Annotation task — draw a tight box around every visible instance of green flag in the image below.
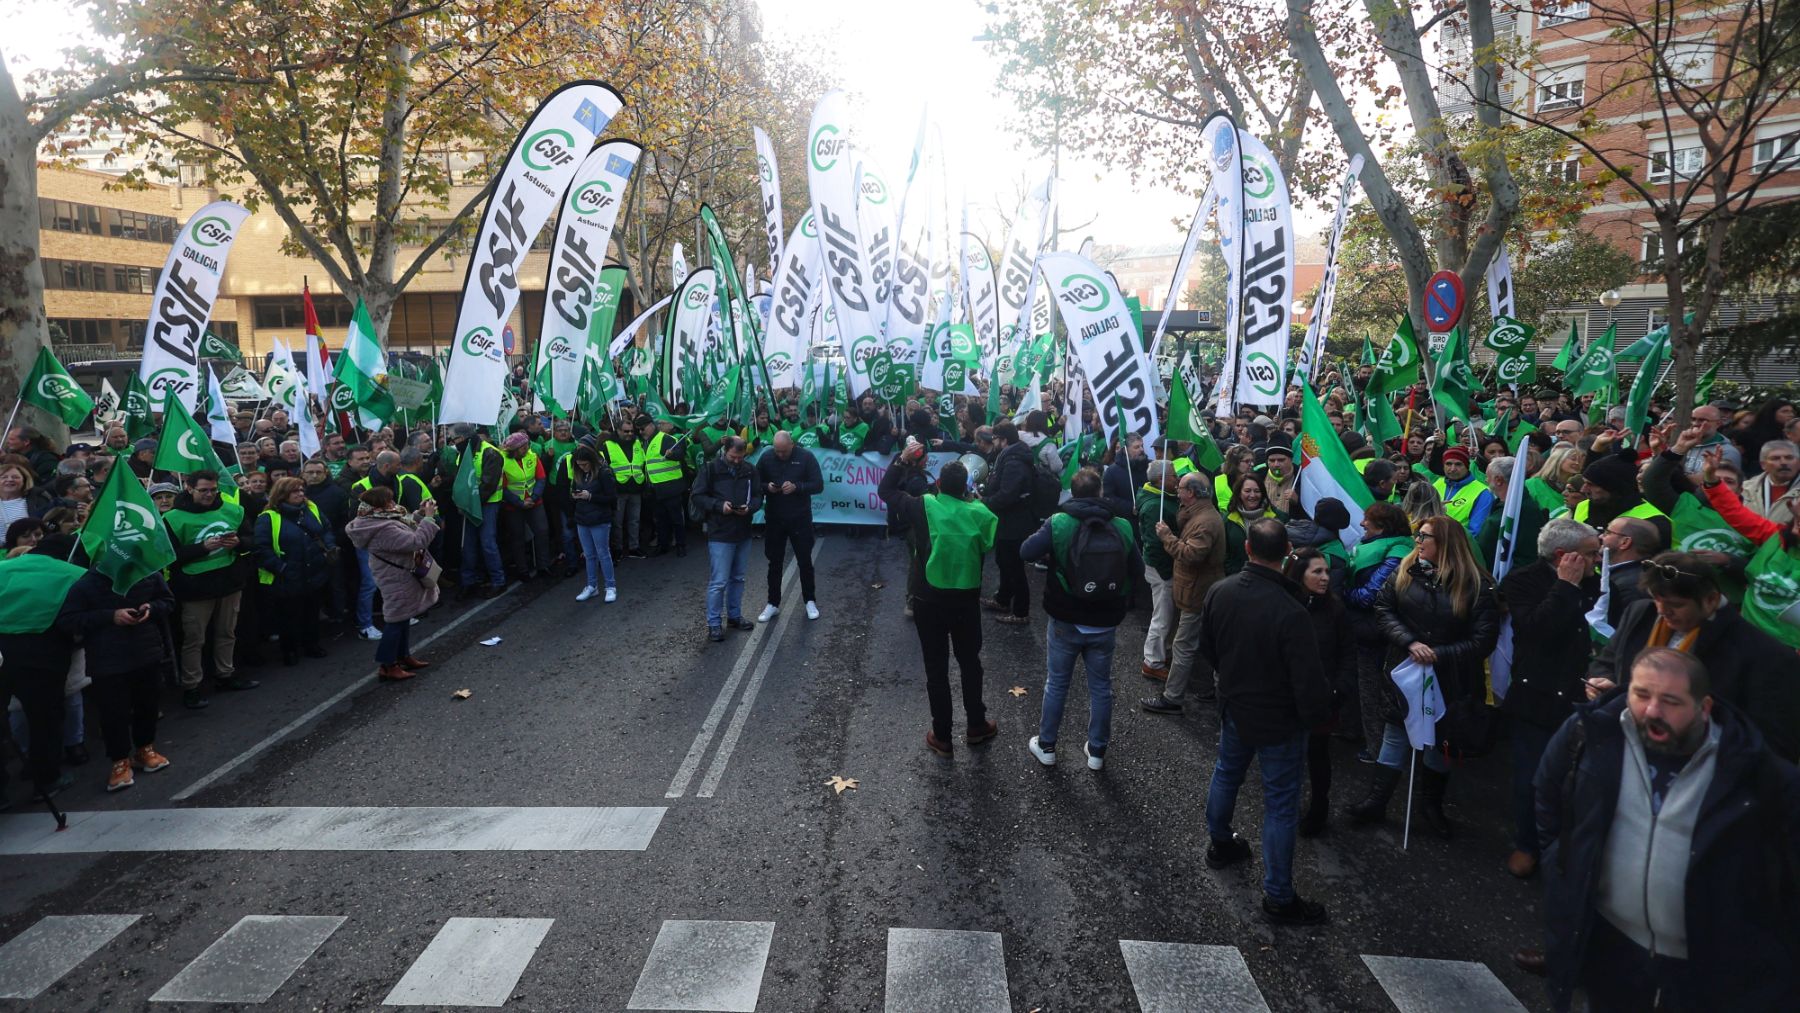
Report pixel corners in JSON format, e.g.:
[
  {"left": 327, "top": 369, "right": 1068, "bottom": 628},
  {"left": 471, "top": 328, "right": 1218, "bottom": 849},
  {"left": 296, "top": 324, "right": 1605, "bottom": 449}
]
[
  {"left": 1624, "top": 327, "right": 1670, "bottom": 434},
  {"left": 81, "top": 461, "right": 177, "bottom": 593},
  {"left": 1482, "top": 316, "right": 1537, "bottom": 387},
  {"left": 1430, "top": 326, "right": 1476, "bottom": 423},
  {"left": 120, "top": 374, "right": 156, "bottom": 444},
  {"left": 20, "top": 346, "right": 95, "bottom": 429},
  {"left": 1165, "top": 364, "right": 1223, "bottom": 470},
  {"left": 153, "top": 391, "right": 236, "bottom": 489},
  {"left": 698, "top": 364, "right": 743, "bottom": 423},
  {"left": 1551, "top": 321, "right": 1581, "bottom": 372},
  {"left": 533, "top": 340, "right": 565, "bottom": 418},
  {"left": 1359, "top": 333, "right": 1376, "bottom": 365},
  {"left": 1567, "top": 322, "right": 1617, "bottom": 397},
  {"left": 1670, "top": 494, "right": 1754, "bottom": 557},
  {"left": 335, "top": 299, "right": 397, "bottom": 425},
  {"left": 1694, "top": 359, "right": 1721, "bottom": 407},
  {"left": 1506, "top": 421, "right": 1539, "bottom": 454},
  {"left": 1366, "top": 386, "right": 1402, "bottom": 445},
  {"left": 1298, "top": 382, "right": 1375, "bottom": 526},
  {"left": 1742, "top": 536, "right": 1800, "bottom": 649},
  {"left": 1372, "top": 316, "right": 1421, "bottom": 395},
  {"left": 0, "top": 554, "right": 88, "bottom": 634},
  {"left": 453, "top": 442, "right": 485, "bottom": 525},
  {"left": 198, "top": 331, "right": 244, "bottom": 363}
]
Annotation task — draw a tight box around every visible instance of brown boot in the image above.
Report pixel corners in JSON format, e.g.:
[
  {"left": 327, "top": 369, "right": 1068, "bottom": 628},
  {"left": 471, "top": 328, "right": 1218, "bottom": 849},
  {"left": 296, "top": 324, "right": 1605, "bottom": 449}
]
[{"left": 378, "top": 664, "right": 415, "bottom": 682}]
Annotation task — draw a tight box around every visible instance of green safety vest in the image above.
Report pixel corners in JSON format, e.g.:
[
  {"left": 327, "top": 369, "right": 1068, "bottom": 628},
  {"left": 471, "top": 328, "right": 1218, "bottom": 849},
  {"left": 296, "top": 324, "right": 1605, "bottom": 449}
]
[
  {"left": 1573, "top": 499, "right": 1666, "bottom": 525},
  {"left": 607, "top": 440, "right": 644, "bottom": 483},
  {"left": 164, "top": 501, "right": 246, "bottom": 577},
  {"left": 1434, "top": 475, "right": 1490, "bottom": 527},
  {"left": 257, "top": 501, "right": 323, "bottom": 585},
  {"left": 920, "top": 493, "right": 997, "bottom": 590},
  {"left": 643, "top": 433, "right": 683, "bottom": 486}
]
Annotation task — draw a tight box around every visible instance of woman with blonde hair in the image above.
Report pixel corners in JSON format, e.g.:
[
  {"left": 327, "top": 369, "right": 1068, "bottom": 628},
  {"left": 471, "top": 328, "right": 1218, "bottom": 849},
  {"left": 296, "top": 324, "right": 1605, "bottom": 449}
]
[
  {"left": 1350, "top": 514, "right": 1499, "bottom": 838},
  {"left": 1528, "top": 444, "right": 1583, "bottom": 513},
  {"left": 1399, "top": 480, "right": 1443, "bottom": 533}
]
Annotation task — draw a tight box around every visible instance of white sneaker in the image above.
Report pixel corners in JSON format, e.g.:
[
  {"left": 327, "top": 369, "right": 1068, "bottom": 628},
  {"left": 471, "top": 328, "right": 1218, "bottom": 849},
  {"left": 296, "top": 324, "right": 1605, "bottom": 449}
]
[
  {"left": 358, "top": 625, "right": 382, "bottom": 641},
  {"left": 757, "top": 604, "right": 780, "bottom": 623},
  {"left": 604, "top": 587, "right": 617, "bottom": 603},
  {"left": 1084, "top": 742, "right": 1105, "bottom": 771},
  {"left": 409, "top": 617, "right": 421, "bottom": 626},
  {"left": 575, "top": 586, "right": 597, "bottom": 602},
  {"left": 1028, "top": 736, "right": 1056, "bottom": 766},
  {"left": 805, "top": 601, "right": 820, "bottom": 620}
]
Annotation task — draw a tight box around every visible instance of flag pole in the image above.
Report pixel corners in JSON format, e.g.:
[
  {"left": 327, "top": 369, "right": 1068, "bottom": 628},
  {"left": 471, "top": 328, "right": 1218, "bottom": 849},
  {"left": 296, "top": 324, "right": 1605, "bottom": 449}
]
[
  {"left": 2, "top": 398, "right": 22, "bottom": 444},
  {"left": 1402, "top": 752, "right": 1416, "bottom": 852}
]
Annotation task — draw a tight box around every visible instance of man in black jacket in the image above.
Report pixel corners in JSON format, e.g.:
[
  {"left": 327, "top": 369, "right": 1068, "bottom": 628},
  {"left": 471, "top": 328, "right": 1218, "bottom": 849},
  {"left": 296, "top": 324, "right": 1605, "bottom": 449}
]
[
  {"left": 980, "top": 421, "right": 1037, "bottom": 624},
  {"left": 1588, "top": 551, "right": 1800, "bottom": 762},
  {"left": 57, "top": 569, "right": 177, "bottom": 793},
  {"left": 755, "top": 431, "right": 824, "bottom": 623},
  {"left": 692, "top": 436, "right": 763, "bottom": 642},
  {"left": 165, "top": 471, "right": 261, "bottom": 710},
  {"left": 1536, "top": 649, "right": 1800, "bottom": 1013},
  {"left": 1497, "top": 518, "right": 1598, "bottom": 880},
  {"left": 1196, "top": 518, "right": 1333, "bottom": 925}
]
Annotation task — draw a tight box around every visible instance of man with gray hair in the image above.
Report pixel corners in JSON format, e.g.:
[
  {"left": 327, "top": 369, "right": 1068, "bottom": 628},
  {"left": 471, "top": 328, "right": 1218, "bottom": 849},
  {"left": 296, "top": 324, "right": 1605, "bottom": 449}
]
[
  {"left": 1136, "top": 460, "right": 1180, "bottom": 679},
  {"left": 1141, "top": 470, "right": 1226, "bottom": 714},
  {"left": 1744, "top": 438, "right": 1800, "bottom": 525},
  {"left": 1477, "top": 455, "right": 1547, "bottom": 571}
]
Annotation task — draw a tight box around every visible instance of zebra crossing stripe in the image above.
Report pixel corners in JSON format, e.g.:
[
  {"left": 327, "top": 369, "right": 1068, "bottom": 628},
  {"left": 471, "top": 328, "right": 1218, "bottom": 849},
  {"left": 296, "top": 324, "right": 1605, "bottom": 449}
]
[
  {"left": 383, "top": 917, "right": 555, "bottom": 1007},
  {"left": 883, "top": 928, "right": 1010, "bottom": 1013},
  {"left": 1119, "top": 940, "right": 1272, "bottom": 1013},
  {"left": 1361, "top": 955, "right": 1528, "bottom": 1013},
  {"left": 150, "top": 915, "right": 344, "bottom": 1003},
  {"left": 0, "top": 914, "right": 141, "bottom": 999},
  {"left": 627, "top": 919, "right": 775, "bottom": 1012}
]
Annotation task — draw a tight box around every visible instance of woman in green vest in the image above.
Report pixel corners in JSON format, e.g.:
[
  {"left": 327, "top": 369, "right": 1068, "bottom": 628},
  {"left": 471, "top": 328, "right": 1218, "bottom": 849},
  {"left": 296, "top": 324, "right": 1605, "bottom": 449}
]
[
  {"left": 1527, "top": 444, "right": 1583, "bottom": 516},
  {"left": 1222, "top": 472, "right": 1284, "bottom": 575}
]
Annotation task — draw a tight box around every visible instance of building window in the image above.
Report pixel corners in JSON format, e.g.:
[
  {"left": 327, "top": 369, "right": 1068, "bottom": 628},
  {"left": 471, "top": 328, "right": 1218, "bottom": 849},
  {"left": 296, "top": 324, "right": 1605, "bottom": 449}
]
[
  {"left": 1648, "top": 143, "right": 1705, "bottom": 181},
  {"left": 1536, "top": 65, "right": 1586, "bottom": 111},
  {"left": 40, "top": 258, "right": 162, "bottom": 293},
  {"left": 1548, "top": 157, "right": 1581, "bottom": 183},
  {"left": 1641, "top": 229, "right": 1692, "bottom": 263},
  {"left": 250, "top": 295, "right": 354, "bottom": 331},
  {"left": 37, "top": 198, "right": 175, "bottom": 242},
  {"left": 1540, "top": 1, "right": 1588, "bottom": 27},
  {"left": 1755, "top": 131, "right": 1800, "bottom": 172},
  {"left": 1662, "top": 41, "right": 1713, "bottom": 88}
]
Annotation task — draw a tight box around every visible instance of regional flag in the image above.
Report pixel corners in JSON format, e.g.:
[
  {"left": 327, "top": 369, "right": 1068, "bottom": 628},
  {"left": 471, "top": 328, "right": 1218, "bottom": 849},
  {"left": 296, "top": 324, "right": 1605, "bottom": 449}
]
[{"left": 1298, "top": 382, "right": 1374, "bottom": 547}]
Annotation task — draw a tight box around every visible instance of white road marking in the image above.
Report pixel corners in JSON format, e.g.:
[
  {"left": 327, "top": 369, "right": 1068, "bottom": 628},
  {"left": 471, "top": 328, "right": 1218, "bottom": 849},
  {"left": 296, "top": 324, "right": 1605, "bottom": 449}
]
[
  {"left": 0, "top": 914, "right": 140, "bottom": 999},
  {"left": 172, "top": 584, "right": 521, "bottom": 801},
  {"left": 383, "top": 917, "right": 554, "bottom": 1007},
  {"left": 1362, "top": 954, "right": 1528, "bottom": 1013},
  {"left": 150, "top": 914, "right": 344, "bottom": 1003},
  {"left": 696, "top": 538, "right": 824, "bottom": 798},
  {"left": 626, "top": 919, "right": 775, "bottom": 1012},
  {"left": 883, "top": 928, "right": 1010, "bottom": 1013},
  {"left": 0, "top": 806, "right": 664, "bottom": 854},
  {"left": 665, "top": 544, "right": 810, "bottom": 799},
  {"left": 1120, "top": 940, "right": 1271, "bottom": 1012}
]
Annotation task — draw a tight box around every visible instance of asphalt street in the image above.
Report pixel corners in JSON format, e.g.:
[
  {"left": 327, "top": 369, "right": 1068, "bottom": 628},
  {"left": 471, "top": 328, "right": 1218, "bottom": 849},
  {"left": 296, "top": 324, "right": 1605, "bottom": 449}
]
[{"left": 1, "top": 529, "right": 1552, "bottom": 1011}]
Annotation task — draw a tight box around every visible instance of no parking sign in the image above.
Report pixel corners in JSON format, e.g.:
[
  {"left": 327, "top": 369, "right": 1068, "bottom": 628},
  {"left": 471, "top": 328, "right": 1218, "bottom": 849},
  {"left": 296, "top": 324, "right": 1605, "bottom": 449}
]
[{"left": 1424, "top": 270, "right": 1465, "bottom": 331}]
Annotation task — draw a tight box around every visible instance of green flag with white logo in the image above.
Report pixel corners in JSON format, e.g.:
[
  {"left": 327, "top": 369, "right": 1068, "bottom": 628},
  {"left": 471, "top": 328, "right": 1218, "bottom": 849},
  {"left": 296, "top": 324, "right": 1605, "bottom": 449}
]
[
  {"left": 1693, "top": 359, "right": 1720, "bottom": 407},
  {"left": 20, "top": 346, "right": 94, "bottom": 429},
  {"left": 1742, "top": 536, "right": 1800, "bottom": 649},
  {"left": 1430, "top": 326, "right": 1476, "bottom": 423},
  {"left": 153, "top": 391, "right": 236, "bottom": 490},
  {"left": 1670, "top": 494, "right": 1754, "bottom": 558},
  {"left": 1482, "top": 316, "right": 1537, "bottom": 386},
  {"left": 1567, "top": 322, "right": 1617, "bottom": 397},
  {"left": 121, "top": 374, "right": 156, "bottom": 444},
  {"left": 1372, "top": 316, "right": 1421, "bottom": 395},
  {"left": 199, "top": 331, "right": 244, "bottom": 363},
  {"left": 81, "top": 460, "right": 177, "bottom": 593},
  {"left": 1624, "top": 326, "right": 1670, "bottom": 434},
  {"left": 1550, "top": 321, "right": 1581, "bottom": 372},
  {"left": 453, "top": 442, "right": 485, "bottom": 525}
]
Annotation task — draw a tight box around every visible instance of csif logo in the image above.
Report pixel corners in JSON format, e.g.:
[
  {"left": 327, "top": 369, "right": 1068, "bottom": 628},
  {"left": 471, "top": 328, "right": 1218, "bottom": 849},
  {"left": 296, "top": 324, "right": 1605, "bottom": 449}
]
[
  {"left": 461, "top": 326, "right": 502, "bottom": 360},
  {"left": 1060, "top": 273, "right": 1110, "bottom": 313},
  {"left": 1245, "top": 352, "right": 1282, "bottom": 398},
  {"left": 1497, "top": 357, "right": 1529, "bottom": 383},
  {"left": 147, "top": 367, "right": 197, "bottom": 398},
  {"left": 176, "top": 429, "right": 207, "bottom": 462},
  {"left": 35, "top": 374, "right": 78, "bottom": 400},
  {"left": 1750, "top": 571, "right": 1800, "bottom": 618},
  {"left": 800, "top": 213, "right": 818, "bottom": 239},
  {"left": 592, "top": 279, "right": 619, "bottom": 309},
  {"left": 860, "top": 173, "right": 888, "bottom": 204},
  {"left": 113, "top": 501, "right": 157, "bottom": 542},
  {"left": 758, "top": 154, "right": 773, "bottom": 183},
  {"left": 569, "top": 179, "right": 614, "bottom": 215},
  {"left": 849, "top": 335, "right": 879, "bottom": 368},
  {"left": 683, "top": 285, "right": 710, "bottom": 310},
  {"left": 1241, "top": 154, "right": 1277, "bottom": 201},
  {"left": 522, "top": 128, "right": 578, "bottom": 172},
  {"left": 330, "top": 385, "right": 356, "bottom": 411},
  {"left": 766, "top": 352, "right": 794, "bottom": 375},
  {"left": 190, "top": 215, "right": 233, "bottom": 248},
  {"left": 547, "top": 336, "right": 575, "bottom": 360},
  {"left": 810, "top": 124, "right": 845, "bottom": 172}
]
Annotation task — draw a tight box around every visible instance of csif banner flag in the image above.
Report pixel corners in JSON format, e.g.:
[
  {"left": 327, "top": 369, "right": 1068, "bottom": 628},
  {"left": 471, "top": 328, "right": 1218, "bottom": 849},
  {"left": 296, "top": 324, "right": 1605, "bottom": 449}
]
[
  {"left": 664, "top": 268, "right": 717, "bottom": 404},
  {"left": 1294, "top": 155, "right": 1364, "bottom": 385},
  {"left": 1149, "top": 180, "right": 1216, "bottom": 358},
  {"left": 139, "top": 200, "right": 251, "bottom": 411},
  {"left": 752, "top": 126, "right": 784, "bottom": 274},
  {"left": 1232, "top": 129, "right": 1296, "bottom": 409},
  {"left": 536, "top": 138, "right": 640, "bottom": 416},
  {"left": 439, "top": 81, "right": 622, "bottom": 425},
  {"left": 806, "top": 90, "right": 882, "bottom": 399},
  {"left": 1486, "top": 246, "right": 1516, "bottom": 322},
  {"left": 764, "top": 212, "right": 822, "bottom": 390},
  {"left": 994, "top": 170, "right": 1054, "bottom": 375},
  {"left": 1041, "top": 251, "right": 1159, "bottom": 450},
  {"left": 1198, "top": 113, "right": 1247, "bottom": 417}
]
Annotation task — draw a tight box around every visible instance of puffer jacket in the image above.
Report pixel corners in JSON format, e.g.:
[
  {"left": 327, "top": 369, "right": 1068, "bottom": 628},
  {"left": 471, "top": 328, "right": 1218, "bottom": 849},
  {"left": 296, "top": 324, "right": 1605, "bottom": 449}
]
[
  {"left": 1302, "top": 590, "right": 1357, "bottom": 712},
  {"left": 1372, "top": 559, "right": 1500, "bottom": 724},
  {"left": 1497, "top": 558, "right": 1596, "bottom": 730},
  {"left": 568, "top": 464, "right": 619, "bottom": 527},
  {"left": 252, "top": 499, "right": 336, "bottom": 595}
]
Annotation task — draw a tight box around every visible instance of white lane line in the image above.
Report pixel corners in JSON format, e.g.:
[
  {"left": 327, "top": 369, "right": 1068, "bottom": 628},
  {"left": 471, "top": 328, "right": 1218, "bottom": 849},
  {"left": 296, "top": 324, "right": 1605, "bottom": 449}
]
[
  {"left": 883, "top": 928, "right": 1010, "bottom": 1013},
  {"left": 383, "top": 917, "right": 554, "bottom": 1007},
  {"left": 665, "top": 552, "right": 802, "bottom": 799},
  {"left": 0, "top": 914, "right": 141, "bottom": 999},
  {"left": 1361, "top": 955, "right": 1527, "bottom": 1013},
  {"left": 150, "top": 914, "right": 345, "bottom": 1003},
  {"left": 1120, "top": 940, "right": 1271, "bottom": 1013},
  {"left": 626, "top": 919, "right": 775, "bottom": 1012},
  {"left": 172, "top": 584, "right": 521, "bottom": 801},
  {"left": 0, "top": 806, "right": 665, "bottom": 854},
  {"left": 695, "top": 539, "right": 823, "bottom": 798}
]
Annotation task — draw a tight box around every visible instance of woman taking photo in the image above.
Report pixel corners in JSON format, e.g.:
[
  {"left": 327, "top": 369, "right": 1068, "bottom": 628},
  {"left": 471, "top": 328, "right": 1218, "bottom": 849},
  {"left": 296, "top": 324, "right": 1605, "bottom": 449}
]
[
  {"left": 567, "top": 444, "right": 620, "bottom": 602},
  {"left": 252, "top": 476, "right": 335, "bottom": 665},
  {"left": 1352, "top": 514, "right": 1499, "bottom": 838},
  {"left": 1222, "top": 472, "right": 1283, "bottom": 575},
  {"left": 1283, "top": 547, "right": 1355, "bottom": 837},
  {"left": 346, "top": 487, "right": 439, "bottom": 681}
]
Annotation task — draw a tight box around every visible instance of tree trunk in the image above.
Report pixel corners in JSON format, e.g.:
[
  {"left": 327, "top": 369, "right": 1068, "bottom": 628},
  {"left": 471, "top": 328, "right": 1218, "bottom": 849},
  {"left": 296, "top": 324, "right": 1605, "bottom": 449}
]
[
  {"left": 0, "top": 56, "right": 47, "bottom": 410},
  {"left": 1661, "top": 214, "right": 1695, "bottom": 428},
  {"left": 362, "top": 281, "right": 400, "bottom": 352}
]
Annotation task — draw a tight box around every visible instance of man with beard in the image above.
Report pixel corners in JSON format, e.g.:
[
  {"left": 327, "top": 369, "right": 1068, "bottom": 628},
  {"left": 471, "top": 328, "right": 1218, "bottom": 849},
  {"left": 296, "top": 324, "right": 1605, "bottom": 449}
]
[{"left": 1534, "top": 648, "right": 1800, "bottom": 1012}]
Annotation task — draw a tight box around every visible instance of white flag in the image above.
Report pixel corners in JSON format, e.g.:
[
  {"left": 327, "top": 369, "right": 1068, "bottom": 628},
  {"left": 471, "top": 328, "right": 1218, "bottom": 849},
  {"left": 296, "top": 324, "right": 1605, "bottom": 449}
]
[
  {"left": 1490, "top": 452, "right": 1532, "bottom": 581},
  {"left": 1294, "top": 155, "right": 1364, "bottom": 384},
  {"left": 1390, "top": 658, "right": 1445, "bottom": 750},
  {"left": 807, "top": 90, "right": 883, "bottom": 398},
  {"left": 204, "top": 364, "right": 235, "bottom": 444},
  {"left": 1486, "top": 246, "right": 1516, "bottom": 321},
  {"left": 139, "top": 200, "right": 252, "bottom": 412},
  {"left": 666, "top": 268, "right": 718, "bottom": 402},
  {"left": 764, "top": 213, "right": 821, "bottom": 389},
  {"left": 1150, "top": 181, "right": 1216, "bottom": 359},
  {"left": 610, "top": 294, "right": 672, "bottom": 359},
  {"left": 1041, "top": 251, "right": 1159, "bottom": 449},
  {"left": 538, "top": 139, "right": 640, "bottom": 414},
  {"left": 1200, "top": 114, "right": 1247, "bottom": 418},
  {"left": 439, "top": 82, "right": 622, "bottom": 424},
  {"left": 94, "top": 377, "right": 122, "bottom": 422},
  {"left": 672, "top": 242, "right": 689, "bottom": 288},
  {"left": 1585, "top": 547, "right": 1615, "bottom": 642},
  {"left": 995, "top": 170, "right": 1054, "bottom": 370},
  {"left": 962, "top": 233, "right": 1001, "bottom": 369},
  {"left": 752, "top": 126, "right": 784, "bottom": 273},
  {"left": 264, "top": 338, "right": 304, "bottom": 412},
  {"left": 1233, "top": 129, "right": 1296, "bottom": 409}
]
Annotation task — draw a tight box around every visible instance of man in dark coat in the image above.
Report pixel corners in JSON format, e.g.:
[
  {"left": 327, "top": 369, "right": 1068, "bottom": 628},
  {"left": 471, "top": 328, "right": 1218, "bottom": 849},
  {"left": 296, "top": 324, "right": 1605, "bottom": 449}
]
[
  {"left": 979, "top": 421, "right": 1037, "bottom": 623},
  {"left": 691, "top": 436, "right": 763, "bottom": 641},
  {"left": 57, "top": 569, "right": 177, "bottom": 792},
  {"left": 754, "top": 431, "right": 824, "bottom": 623},
  {"left": 1536, "top": 648, "right": 1800, "bottom": 1012},
  {"left": 1195, "top": 517, "right": 1333, "bottom": 925}
]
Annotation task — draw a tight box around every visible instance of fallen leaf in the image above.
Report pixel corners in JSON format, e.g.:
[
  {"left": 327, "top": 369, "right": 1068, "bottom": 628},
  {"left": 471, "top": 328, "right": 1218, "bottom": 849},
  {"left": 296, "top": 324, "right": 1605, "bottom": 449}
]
[
  {"left": 870, "top": 581, "right": 885, "bottom": 589},
  {"left": 452, "top": 689, "right": 472, "bottom": 700},
  {"left": 1009, "top": 686, "right": 1027, "bottom": 697},
  {"left": 825, "top": 775, "right": 859, "bottom": 794}
]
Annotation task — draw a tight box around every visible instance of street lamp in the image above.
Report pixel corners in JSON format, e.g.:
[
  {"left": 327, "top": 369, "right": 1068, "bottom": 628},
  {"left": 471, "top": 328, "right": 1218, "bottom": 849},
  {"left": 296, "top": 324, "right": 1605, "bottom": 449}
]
[{"left": 1600, "top": 288, "right": 1622, "bottom": 324}]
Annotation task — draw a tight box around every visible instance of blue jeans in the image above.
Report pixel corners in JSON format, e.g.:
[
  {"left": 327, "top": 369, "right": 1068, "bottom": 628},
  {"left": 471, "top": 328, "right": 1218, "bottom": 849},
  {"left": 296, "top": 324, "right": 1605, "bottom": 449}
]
[
  {"left": 460, "top": 501, "right": 504, "bottom": 588},
  {"left": 706, "top": 539, "right": 751, "bottom": 626},
  {"left": 1205, "top": 712, "right": 1308, "bottom": 903},
  {"left": 1510, "top": 719, "right": 1554, "bottom": 856},
  {"left": 375, "top": 618, "right": 410, "bottom": 665},
  {"left": 1377, "top": 721, "right": 1448, "bottom": 772},
  {"left": 1039, "top": 620, "right": 1116, "bottom": 752},
  {"left": 354, "top": 549, "right": 377, "bottom": 628},
  {"left": 576, "top": 523, "right": 615, "bottom": 590}
]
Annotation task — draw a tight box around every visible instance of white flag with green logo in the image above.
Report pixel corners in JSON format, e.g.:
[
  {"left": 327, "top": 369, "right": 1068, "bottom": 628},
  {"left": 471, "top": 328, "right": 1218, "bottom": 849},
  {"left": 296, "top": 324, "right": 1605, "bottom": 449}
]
[
  {"left": 666, "top": 268, "right": 718, "bottom": 405},
  {"left": 1298, "top": 382, "right": 1374, "bottom": 548},
  {"left": 752, "top": 126, "right": 784, "bottom": 273},
  {"left": 1043, "top": 251, "right": 1158, "bottom": 450},
  {"left": 764, "top": 214, "right": 820, "bottom": 390},
  {"left": 1232, "top": 129, "right": 1295, "bottom": 409},
  {"left": 264, "top": 338, "right": 304, "bottom": 412},
  {"left": 806, "top": 90, "right": 882, "bottom": 399},
  {"left": 440, "top": 82, "right": 622, "bottom": 425},
  {"left": 536, "top": 138, "right": 640, "bottom": 416},
  {"left": 139, "top": 200, "right": 251, "bottom": 412}
]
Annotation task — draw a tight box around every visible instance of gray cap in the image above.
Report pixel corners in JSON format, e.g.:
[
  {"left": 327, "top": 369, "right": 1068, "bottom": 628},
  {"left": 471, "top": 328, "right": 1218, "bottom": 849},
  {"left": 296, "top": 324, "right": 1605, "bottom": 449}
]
[{"left": 147, "top": 482, "right": 181, "bottom": 497}]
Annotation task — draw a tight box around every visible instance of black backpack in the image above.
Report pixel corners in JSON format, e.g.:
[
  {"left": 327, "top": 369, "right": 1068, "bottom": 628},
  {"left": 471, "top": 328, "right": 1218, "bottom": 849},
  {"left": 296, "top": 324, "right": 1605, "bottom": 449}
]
[
  {"left": 1028, "top": 456, "right": 1062, "bottom": 521},
  {"left": 1059, "top": 514, "right": 1131, "bottom": 602}
]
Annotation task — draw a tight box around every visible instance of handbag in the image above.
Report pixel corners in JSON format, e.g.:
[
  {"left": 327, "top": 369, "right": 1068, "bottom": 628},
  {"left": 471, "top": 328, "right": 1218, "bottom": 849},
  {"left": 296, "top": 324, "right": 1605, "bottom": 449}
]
[{"left": 371, "top": 547, "right": 440, "bottom": 590}]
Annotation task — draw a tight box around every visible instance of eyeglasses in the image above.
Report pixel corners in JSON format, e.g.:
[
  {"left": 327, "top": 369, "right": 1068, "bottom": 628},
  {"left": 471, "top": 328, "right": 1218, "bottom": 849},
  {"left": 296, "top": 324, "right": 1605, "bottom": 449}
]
[
  {"left": 1414, "top": 530, "right": 1436, "bottom": 542},
  {"left": 1644, "top": 559, "right": 1702, "bottom": 582}
]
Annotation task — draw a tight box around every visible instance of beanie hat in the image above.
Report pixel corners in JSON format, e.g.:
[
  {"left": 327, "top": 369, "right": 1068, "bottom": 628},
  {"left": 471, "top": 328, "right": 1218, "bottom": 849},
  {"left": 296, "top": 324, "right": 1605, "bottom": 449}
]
[
  {"left": 1313, "top": 497, "right": 1352, "bottom": 532},
  {"left": 1442, "top": 446, "right": 1471, "bottom": 466}
]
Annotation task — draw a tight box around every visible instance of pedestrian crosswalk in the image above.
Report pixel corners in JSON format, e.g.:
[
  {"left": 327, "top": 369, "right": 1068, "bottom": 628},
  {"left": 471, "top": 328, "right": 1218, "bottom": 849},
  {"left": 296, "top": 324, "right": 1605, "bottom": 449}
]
[{"left": 0, "top": 912, "right": 1531, "bottom": 1009}]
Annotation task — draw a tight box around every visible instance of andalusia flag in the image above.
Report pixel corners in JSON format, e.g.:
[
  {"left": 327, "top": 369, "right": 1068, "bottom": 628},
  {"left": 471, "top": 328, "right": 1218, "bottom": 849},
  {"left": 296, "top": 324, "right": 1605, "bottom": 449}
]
[
  {"left": 335, "top": 299, "right": 396, "bottom": 426},
  {"left": 81, "top": 461, "right": 177, "bottom": 593},
  {"left": 21, "top": 346, "right": 95, "bottom": 429},
  {"left": 1297, "top": 382, "right": 1374, "bottom": 548}
]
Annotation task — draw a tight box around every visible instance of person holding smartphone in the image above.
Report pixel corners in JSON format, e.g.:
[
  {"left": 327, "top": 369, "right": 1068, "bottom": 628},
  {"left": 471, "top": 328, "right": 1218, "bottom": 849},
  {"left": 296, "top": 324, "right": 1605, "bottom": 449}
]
[
  {"left": 165, "top": 470, "right": 259, "bottom": 710},
  {"left": 56, "top": 566, "right": 177, "bottom": 793},
  {"left": 691, "top": 436, "right": 763, "bottom": 642}
]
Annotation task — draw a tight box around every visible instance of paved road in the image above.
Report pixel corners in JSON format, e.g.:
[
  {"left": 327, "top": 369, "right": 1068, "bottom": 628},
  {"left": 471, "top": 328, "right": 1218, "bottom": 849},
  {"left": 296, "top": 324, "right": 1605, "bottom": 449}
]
[{"left": 0, "top": 530, "right": 1550, "bottom": 1011}]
